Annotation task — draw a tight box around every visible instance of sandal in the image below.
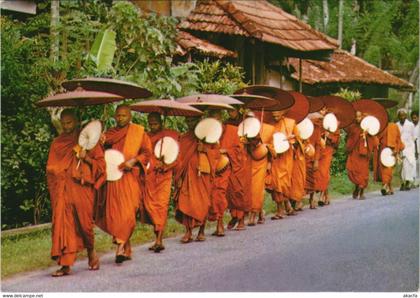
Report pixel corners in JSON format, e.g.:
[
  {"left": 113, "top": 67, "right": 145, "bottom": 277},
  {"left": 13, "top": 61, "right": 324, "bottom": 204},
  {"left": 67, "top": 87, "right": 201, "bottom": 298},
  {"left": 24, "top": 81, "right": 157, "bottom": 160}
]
[
  {"left": 149, "top": 244, "right": 158, "bottom": 251},
  {"left": 88, "top": 256, "right": 100, "bottom": 271},
  {"left": 52, "top": 266, "right": 71, "bottom": 277},
  {"left": 227, "top": 218, "right": 238, "bottom": 230},
  {"left": 271, "top": 214, "right": 283, "bottom": 220},
  {"left": 247, "top": 221, "right": 256, "bottom": 226},
  {"left": 180, "top": 236, "right": 193, "bottom": 243},
  {"left": 195, "top": 234, "right": 206, "bottom": 242},
  {"left": 257, "top": 218, "right": 265, "bottom": 224},
  {"left": 234, "top": 225, "right": 246, "bottom": 231},
  {"left": 154, "top": 244, "right": 165, "bottom": 253}
]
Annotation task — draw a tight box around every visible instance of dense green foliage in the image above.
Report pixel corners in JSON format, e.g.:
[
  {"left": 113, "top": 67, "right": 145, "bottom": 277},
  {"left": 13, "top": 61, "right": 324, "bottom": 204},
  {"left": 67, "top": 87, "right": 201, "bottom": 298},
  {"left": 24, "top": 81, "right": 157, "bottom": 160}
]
[{"left": 1, "top": 1, "right": 246, "bottom": 229}]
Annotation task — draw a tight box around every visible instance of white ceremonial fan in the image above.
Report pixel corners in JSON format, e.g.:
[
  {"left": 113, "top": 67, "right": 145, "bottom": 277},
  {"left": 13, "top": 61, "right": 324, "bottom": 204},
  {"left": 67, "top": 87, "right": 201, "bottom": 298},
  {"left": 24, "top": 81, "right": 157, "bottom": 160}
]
[
  {"left": 194, "top": 117, "right": 223, "bottom": 144},
  {"left": 154, "top": 136, "right": 179, "bottom": 165},
  {"left": 360, "top": 115, "right": 380, "bottom": 136},
  {"left": 380, "top": 147, "right": 396, "bottom": 167},
  {"left": 105, "top": 149, "right": 125, "bottom": 181},
  {"left": 78, "top": 120, "right": 102, "bottom": 150},
  {"left": 323, "top": 113, "right": 338, "bottom": 133},
  {"left": 273, "top": 132, "right": 290, "bottom": 154},
  {"left": 238, "top": 117, "right": 261, "bottom": 138},
  {"left": 297, "top": 117, "right": 314, "bottom": 140}
]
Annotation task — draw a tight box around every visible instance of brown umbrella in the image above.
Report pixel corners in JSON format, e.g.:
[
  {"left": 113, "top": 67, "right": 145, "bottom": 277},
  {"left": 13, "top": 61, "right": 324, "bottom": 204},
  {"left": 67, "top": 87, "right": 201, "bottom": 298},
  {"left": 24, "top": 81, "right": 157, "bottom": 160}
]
[
  {"left": 235, "top": 85, "right": 295, "bottom": 111},
  {"left": 230, "top": 93, "right": 277, "bottom": 109},
  {"left": 372, "top": 98, "right": 398, "bottom": 109},
  {"left": 176, "top": 94, "right": 243, "bottom": 106},
  {"left": 352, "top": 99, "right": 388, "bottom": 133},
  {"left": 62, "top": 77, "right": 152, "bottom": 99},
  {"left": 307, "top": 96, "right": 325, "bottom": 113},
  {"left": 184, "top": 102, "right": 235, "bottom": 110},
  {"left": 285, "top": 91, "right": 310, "bottom": 124},
  {"left": 130, "top": 99, "right": 203, "bottom": 116},
  {"left": 317, "top": 95, "right": 356, "bottom": 129},
  {"left": 35, "top": 88, "right": 124, "bottom": 107}
]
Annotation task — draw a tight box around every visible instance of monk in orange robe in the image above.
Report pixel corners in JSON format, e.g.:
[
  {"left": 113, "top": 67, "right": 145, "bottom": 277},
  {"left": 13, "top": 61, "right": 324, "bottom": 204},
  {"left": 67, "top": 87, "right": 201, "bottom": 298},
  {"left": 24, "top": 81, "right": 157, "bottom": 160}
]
[
  {"left": 174, "top": 117, "right": 220, "bottom": 243},
  {"left": 206, "top": 110, "right": 239, "bottom": 235},
  {"left": 373, "top": 122, "right": 404, "bottom": 195},
  {"left": 314, "top": 126, "right": 340, "bottom": 206},
  {"left": 346, "top": 111, "right": 379, "bottom": 199},
  {"left": 248, "top": 121, "right": 275, "bottom": 225},
  {"left": 217, "top": 110, "right": 252, "bottom": 231},
  {"left": 143, "top": 112, "right": 179, "bottom": 252},
  {"left": 305, "top": 114, "right": 323, "bottom": 209},
  {"left": 269, "top": 110, "right": 300, "bottom": 218},
  {"left": 96, "top": 105, "right": 152, "bottom": 263},
  {"left": 289, "top": 140, "right": 306, "bottom": 211},
  {"left": 47, "top": 109, "right": 105, "bottom": 276}
]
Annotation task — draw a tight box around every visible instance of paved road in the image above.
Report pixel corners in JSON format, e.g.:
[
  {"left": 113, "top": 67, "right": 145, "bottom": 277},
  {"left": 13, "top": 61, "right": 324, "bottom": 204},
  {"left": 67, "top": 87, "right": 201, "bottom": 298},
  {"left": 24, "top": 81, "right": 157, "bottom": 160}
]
[{"left": 2, "top": 189, "right": 418, "bottom": 292}]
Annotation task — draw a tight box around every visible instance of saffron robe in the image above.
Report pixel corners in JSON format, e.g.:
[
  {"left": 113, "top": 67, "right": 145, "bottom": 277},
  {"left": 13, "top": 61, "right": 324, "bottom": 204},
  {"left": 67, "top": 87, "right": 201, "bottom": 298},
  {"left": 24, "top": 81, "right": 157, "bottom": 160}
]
[
  {"left": 374, "top": 123, "right": 404, "bottom": 184},
  {"left": 270, "top": 117, "right": 299, "bottom": 201},
  {"left": 174, "top": 131, "right": 220, "bottom": 228},
  {"left": 345, "top": 123, "right": 378, "bottom": 188},
  {"left": 47, "top": 130, "right": 105, "bottom": 266},
  {"left": 251, "top": 123, "right": 275, "bottom": 212},
  {"left": 314, "top": 129, "right": 340, "bottom": 192},
  {"left": 305, "top": 115, "right": 322, "bottom": 193},
  {"left": 96, "top": 123, "right": 152, "bottom": 243},
  {"left": 144, "top": 129, "right": 179, "bottom": 231},
  {"left": 225, "top": 125, "right": 253, "bottom": 219}
]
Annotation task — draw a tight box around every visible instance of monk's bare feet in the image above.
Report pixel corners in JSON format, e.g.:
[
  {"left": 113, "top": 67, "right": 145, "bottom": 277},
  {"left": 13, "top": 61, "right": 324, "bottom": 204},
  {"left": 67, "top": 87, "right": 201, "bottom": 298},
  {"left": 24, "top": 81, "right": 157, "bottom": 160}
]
[
  {"left": 52, "top": 266, "right": 71, "bottom": 277},
  {"left": 195, "top": 233, "right": 206, "bottom": 241},
  {"left": 149, "top": 243, "right": 158, "bottom": 250},
  {"left": 257, "top": 211, "right": 265, "bottom": 224},
  {"left": 181, "top": 230, "right": 193, "bottom": 243},
  {"left": 88, "top": 249, "right": 100, "bottom": 270},
  {"left": 235, "top": 217, "right": 246, "bottom": 230},
  {"left": 271, "top": 213, "right": 284, "bottom": 220},
  {"left": 248, "top": 212, "right": 256, "bottom": 226},
  {"left": 359, "top": 188, "right": 365, "bottom": 200}
]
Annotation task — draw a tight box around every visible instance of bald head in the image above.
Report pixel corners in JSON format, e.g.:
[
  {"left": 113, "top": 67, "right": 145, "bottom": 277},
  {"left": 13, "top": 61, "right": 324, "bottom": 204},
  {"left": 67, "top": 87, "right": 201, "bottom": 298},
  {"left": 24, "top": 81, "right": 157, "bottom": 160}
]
[
  {"left": 115, "top": 105, "right": 132, "bottom": 128},
  {"left": 148, "top": 112, "right": 162, "bottom": 133},
  {"left": 60, "top": 109, "right": 78, "bottom": 134},
  {"left": 272, "top": 109, "right": 288, "bottom": 122}
]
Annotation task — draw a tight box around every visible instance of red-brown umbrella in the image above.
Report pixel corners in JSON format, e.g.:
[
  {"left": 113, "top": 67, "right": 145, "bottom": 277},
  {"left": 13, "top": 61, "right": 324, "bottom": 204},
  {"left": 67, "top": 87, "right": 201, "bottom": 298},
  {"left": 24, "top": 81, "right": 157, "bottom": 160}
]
[
  {"left": 176, "top": 94, "right": 243, "bottom": 106},
  {"left": 235, "top": 85, "right": 295, "bottom": 111},
  {"left": 130, "top": 99, "right": 203, "bottom": 117},
  {"left": 35, "top": 88, "right": 124, "bottom": 107},
  {"left": 372, "top": 98, "right": 398, "bottom": 109},
  {"left": 285, "top": 91, "right": 310, "bottom": 123},
  {"left": 317, "top": 95, "right": 356, "bottom": 129},
  {"left": 230, "top": 93, "right": 277, "bottom": 109},
  {"left": 352, "top": 99, "right": 388, "bottom": 133},
  {"left": 62, "top": 77, "right": 152, "bottom": 99},
  {"left": 307, "top": 96, "right": 325, "bottom": 113}
]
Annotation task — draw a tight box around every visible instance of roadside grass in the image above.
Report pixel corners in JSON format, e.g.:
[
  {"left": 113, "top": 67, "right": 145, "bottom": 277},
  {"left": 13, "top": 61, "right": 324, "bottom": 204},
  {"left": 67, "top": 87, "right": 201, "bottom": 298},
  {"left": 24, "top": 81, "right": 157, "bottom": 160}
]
[{"left": 1, "top": 171, "right": 403, "bottom": 279}]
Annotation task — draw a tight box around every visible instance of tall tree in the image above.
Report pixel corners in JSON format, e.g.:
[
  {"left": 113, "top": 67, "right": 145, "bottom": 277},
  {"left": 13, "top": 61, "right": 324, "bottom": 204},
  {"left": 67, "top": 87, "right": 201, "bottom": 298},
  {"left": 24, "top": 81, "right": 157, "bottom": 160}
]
[
  {"left": 322, "top": 0, "right": 329, "bottom": 33},
  {"left": 338, "top": 0, "right": 343, "bottom": 48}
]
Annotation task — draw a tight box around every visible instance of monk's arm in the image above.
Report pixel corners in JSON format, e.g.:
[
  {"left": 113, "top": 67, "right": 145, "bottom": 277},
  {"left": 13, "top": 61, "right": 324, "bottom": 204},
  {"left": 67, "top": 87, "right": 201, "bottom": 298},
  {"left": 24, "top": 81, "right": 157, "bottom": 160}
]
[{"left": 136, "top": 133, "right": 153, "bottom": 168}]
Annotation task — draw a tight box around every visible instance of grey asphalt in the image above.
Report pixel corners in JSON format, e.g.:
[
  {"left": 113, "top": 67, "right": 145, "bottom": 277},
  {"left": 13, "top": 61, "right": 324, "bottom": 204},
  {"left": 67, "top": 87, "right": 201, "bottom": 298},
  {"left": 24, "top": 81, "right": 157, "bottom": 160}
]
[{"left": 2, "top": 189, "right": 418, "bottom": 292}]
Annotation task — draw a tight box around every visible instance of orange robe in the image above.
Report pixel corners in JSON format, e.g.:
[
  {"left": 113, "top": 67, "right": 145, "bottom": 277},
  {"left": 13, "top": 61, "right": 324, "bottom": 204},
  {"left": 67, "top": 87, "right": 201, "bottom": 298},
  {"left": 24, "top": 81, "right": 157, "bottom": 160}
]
[
  {"left": 314, "top": 129, "right": 340, "bottom": 192},
  {"left": 174, "top": 131, "right": 220, "bottom": 228},
  {"left": 208, "top": 124, "right": 239, "bottom": 221},
  {"left": 224, "top": 124, "right": 252, "bottom": 219},
  {"left": 270, "top": 117, "right": 299, "bottom": 201},
  {"left": 47, "top": 130, "right": 105, "bottom": 266},
  {"left": 289, "top": 142, "right": 306, "bottom": 202},
  {"left": 250, "top": 123, "right": 275, "bottom": 212},
  {"left": 305, "top": 117, "right": 322, "bottom": 193},
  {"left": 346, "top": 123, "right": 378, "bottom": 188},
  {"left": 96, "top": 123, "right": 152, "bottom": 244},
  {"left": 373, "top": 123, "right": 404, "bottom": 184},
  {"left": 143, "top": 129, "right": 179, "bottom": 232}
]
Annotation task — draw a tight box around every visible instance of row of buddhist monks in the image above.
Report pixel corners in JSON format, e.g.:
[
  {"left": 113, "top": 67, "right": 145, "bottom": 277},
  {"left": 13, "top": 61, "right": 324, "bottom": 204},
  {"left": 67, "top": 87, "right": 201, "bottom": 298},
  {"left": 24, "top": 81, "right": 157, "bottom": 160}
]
[{"left": 46, "top": 99, "right": 406, "bottom": 277}]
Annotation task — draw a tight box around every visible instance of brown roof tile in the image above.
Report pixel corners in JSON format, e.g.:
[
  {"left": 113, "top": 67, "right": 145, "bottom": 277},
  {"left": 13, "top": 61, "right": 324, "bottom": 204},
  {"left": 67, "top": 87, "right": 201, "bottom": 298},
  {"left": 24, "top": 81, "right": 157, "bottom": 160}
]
[
  {"left": 176, "top": 31, "right": 237, "bottom": 58},
  {"left": 179, "top": 0, "right": 338, "bottom": 52},
  {"left": 288, "top": 50, "right": 414, "bottom": 91}
]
